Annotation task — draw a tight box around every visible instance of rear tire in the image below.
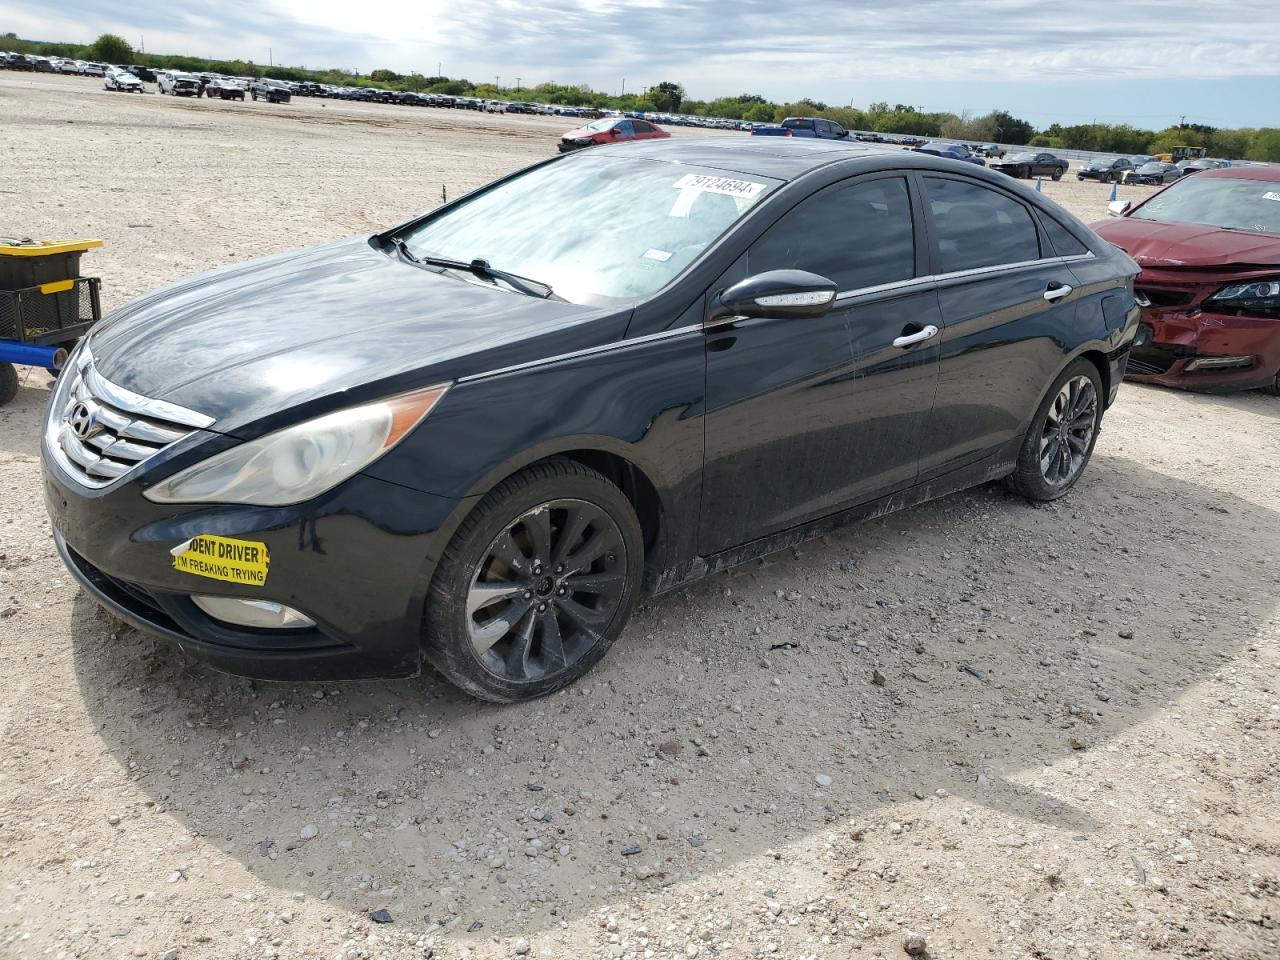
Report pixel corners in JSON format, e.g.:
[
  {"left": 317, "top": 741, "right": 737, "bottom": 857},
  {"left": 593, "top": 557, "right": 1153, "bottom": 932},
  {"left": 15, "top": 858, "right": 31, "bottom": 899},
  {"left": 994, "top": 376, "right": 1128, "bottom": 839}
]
[
  {"left": 1052, "top": 168, "right": 1063, "bottom": 181},
  {"left": 1007, "top": 358, "right": 1104, "bottom": 502},
  {"left": 423, "top": 458, "right": 644, "bottom": 702},
  {"left": 1260, "top": 374, "right": 1280, "bottom": 397},
  {"left": 0, "top": 363, "right": 18, "bottom": 406}
]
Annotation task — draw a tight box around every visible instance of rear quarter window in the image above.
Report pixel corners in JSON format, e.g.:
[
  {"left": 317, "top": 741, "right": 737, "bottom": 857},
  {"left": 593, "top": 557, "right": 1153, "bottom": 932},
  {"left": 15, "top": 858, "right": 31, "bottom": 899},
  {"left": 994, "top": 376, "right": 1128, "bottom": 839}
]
[{"left": 1040, "top": 215, "right": 1089, "bottom": 257}]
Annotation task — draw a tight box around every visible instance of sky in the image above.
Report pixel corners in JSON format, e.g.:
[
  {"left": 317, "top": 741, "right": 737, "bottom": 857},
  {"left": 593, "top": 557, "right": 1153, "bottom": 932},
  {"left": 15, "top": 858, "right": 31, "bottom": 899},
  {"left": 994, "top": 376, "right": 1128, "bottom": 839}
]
[{"left": 4, "top": 0, "right": 1279, "bottom": 129}]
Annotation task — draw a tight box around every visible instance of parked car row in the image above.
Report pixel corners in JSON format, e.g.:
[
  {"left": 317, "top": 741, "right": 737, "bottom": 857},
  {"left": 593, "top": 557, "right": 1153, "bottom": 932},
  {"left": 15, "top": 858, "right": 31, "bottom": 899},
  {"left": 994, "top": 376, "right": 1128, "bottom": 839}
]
[{"left": 0, "top": 52, "right": 109, "bottom": 74}]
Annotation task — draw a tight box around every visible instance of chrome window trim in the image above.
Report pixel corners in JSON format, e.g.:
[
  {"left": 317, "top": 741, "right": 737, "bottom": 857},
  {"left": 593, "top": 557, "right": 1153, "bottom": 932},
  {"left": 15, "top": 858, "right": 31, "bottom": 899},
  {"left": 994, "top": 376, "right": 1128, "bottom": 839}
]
[
  {"left": 457, "top": 324, "right": 703, "bottom": 384},
  {"left": 832, "top": 252, "right": 1096, "bottom": 304}
]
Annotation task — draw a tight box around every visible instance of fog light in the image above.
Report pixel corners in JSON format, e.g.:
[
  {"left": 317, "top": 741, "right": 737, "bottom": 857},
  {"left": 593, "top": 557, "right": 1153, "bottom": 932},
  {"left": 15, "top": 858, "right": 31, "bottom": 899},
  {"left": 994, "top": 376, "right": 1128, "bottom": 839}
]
[
  {"left": 191, "top": 595, "right": 315, "bottom": 629},
  {"left": 1185, "top": 356, "right": 1253, "bottom": 371}
]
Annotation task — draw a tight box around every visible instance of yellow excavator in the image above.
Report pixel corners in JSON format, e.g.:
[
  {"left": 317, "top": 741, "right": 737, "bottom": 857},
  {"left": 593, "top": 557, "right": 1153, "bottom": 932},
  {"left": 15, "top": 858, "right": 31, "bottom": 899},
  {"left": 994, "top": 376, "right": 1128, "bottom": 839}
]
[{"left": 1155, "top": 145, "right": 1208, "bottom": 163}]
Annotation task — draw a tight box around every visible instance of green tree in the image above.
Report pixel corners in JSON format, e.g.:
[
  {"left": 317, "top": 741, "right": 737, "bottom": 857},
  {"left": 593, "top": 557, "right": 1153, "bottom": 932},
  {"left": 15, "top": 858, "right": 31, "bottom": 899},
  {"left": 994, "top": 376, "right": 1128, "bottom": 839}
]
[
  {"left": 370, "top": 69, "right": 402, "bottom": 83},
  {"left": 1245, "top": 128, "right": 1280, "bottom": 162},
  {"left": 90, "top": 33, "right": 133, "bottom": 64},
  {"left": 983, "top": 110, "right": 1033, "bottom": 145},
  {"left": 649, "top": 81, "right": 684, "bottom": 112},
  {"left": 743, "top": 103, "right": 774, "bottom": 123}
]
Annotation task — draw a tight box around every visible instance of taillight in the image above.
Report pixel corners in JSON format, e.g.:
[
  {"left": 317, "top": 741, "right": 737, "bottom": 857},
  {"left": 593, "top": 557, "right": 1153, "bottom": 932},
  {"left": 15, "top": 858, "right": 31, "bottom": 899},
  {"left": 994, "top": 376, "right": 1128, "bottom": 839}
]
[{"left": 784, "top": 129, "right": 793, "bottom": 137}]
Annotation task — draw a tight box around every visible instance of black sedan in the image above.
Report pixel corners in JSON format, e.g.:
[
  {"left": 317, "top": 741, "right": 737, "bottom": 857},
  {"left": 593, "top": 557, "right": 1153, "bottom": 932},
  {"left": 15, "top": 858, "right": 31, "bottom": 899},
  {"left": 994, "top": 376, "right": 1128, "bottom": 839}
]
[
  {"left": 1077, "top": 156, "right": 1133, "bottom": 183},
  {"left": 991, "top": 151, "right": 1070, "bottom": 180},
  {"left": 1125, "top": 161, "right": 1182, "bottom": 185},
  {"left": 43, "top": 140, "right": 1139, "bottom": 701}
]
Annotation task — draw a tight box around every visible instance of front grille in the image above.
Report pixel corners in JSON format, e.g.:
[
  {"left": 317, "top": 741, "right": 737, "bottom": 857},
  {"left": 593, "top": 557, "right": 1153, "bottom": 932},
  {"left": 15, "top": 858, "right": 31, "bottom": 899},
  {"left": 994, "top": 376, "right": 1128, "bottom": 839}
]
[
  {"left": 50, "top": 348, "right": 215, "bottom": 488},
  {"left": 1136, "top": 287, "right": 1195, "bottom": 308}
]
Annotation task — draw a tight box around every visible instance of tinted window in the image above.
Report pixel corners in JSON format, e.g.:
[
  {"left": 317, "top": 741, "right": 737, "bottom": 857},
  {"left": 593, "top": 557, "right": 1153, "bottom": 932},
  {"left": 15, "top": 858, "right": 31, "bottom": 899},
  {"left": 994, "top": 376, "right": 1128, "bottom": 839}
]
[
  {"left": 1040, "top": 215, "right": 1088, "bottom": 257},
  {"left": 924, "top": 177, "right": 1040, "bottom": 272},
  {"left": 750, "top": 177, "right": 915, "bottom": 291},
  {"left": 633, "top": 120, "right": 653, "bottom": 133}
]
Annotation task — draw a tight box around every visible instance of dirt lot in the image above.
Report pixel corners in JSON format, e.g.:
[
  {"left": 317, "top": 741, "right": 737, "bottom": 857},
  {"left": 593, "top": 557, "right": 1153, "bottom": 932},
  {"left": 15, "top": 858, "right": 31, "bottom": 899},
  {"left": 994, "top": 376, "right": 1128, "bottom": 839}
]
[{"left": 1, "top": 72, "right": 1278, "bottom": 960}]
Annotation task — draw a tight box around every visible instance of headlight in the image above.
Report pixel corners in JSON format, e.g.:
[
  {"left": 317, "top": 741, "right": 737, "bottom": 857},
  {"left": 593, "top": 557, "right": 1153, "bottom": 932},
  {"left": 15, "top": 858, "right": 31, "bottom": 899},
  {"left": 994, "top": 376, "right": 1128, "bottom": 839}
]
[
  {"left": 1204, "top": 279, "right": 1280, "bottom": 318},
  {"left": 144, "top": 383, "right": 449, "bottom": 505}
]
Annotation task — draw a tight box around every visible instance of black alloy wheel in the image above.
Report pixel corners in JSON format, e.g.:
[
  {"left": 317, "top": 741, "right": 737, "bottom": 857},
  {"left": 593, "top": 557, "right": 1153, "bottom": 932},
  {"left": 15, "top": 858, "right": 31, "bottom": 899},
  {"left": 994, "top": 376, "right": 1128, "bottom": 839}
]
[
  {"left": 1008, "top": 358, "right": 1104, "bottom": 501},
  {"left": 424, "top": 459, "right": 643, "bottom": 702}
]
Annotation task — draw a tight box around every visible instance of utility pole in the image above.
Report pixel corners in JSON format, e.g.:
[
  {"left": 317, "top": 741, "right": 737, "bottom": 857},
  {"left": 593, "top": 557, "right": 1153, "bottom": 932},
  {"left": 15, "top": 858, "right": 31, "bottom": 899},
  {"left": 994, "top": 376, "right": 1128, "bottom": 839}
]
[
  {"left": 621, "top": 78, "right": 626, "bottom": 96},
  {"left": 495, "top": 75, "right": 500, "bottom": 89},
  {"left": 139, "top": 35, "right": 144, "bottom": 54},
  {"left": 515, "top": 77, "right": 521, "bottom": 92},
  {"left": 438, "top": 61, "right": 442, "bottom": 77},
  {"left": 269, "top": 47, "right": 273, "bottom": 66}
]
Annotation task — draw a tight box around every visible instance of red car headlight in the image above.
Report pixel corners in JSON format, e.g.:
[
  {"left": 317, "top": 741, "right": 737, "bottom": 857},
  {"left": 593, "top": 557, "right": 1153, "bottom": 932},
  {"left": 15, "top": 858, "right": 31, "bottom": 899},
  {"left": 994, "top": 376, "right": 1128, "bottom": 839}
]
[{"left": 1204, "top": 279, "right": 1280, "bottom": 318}]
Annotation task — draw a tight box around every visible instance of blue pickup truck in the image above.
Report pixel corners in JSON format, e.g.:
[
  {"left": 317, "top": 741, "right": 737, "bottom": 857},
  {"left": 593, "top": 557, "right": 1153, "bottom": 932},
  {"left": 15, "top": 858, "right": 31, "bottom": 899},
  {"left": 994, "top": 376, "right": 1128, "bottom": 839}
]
[{"left": 751, "top": 116, "right": 850, "bottom": 140}]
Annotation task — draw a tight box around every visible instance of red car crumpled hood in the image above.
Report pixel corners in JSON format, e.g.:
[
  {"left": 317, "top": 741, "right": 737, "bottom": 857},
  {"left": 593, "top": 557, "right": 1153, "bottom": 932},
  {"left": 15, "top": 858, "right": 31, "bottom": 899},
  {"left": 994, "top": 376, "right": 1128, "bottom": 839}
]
[{"left": 1092, "top": 217, "right": 1280, "bottom": 269}]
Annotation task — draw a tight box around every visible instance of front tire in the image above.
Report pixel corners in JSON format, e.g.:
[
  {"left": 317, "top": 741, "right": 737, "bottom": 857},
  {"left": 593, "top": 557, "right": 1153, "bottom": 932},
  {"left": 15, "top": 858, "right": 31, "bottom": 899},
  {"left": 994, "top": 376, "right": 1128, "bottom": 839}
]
[
  {"left": 423, "top": 458, "right": 644, "bottom": 702},
  {"left": 1007, "top": 359, "right": 1104, "bottom": 501},
  {"left": 0, "top": 363, "right": 18, "bottom": 406},
  {"left": 1261, "top": 373, "right": 1280, "bottom": 397},
  {"left": 1052, "top": 168, "right": 1063, "bottom": 181}
]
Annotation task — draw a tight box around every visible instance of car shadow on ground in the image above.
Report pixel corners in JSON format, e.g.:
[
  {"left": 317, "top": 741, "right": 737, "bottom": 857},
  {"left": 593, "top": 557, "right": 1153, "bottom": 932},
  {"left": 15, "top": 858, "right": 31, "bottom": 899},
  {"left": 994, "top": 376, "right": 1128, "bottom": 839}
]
[{"left": 68, "top": 454, "right": 1278, "bottom": 940}]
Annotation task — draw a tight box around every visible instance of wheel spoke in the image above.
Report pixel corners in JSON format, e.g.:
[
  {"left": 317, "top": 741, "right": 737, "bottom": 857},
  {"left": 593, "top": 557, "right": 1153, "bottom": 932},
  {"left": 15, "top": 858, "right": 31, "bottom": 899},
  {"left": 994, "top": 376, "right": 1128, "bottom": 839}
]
[
  {"left": 489, "top": 530, "right": 530, "bottom": 577},
  {"left": 471, "top": 597, "right": 535, "bottom": 654},
  {"left": 539, "top": 610, "right": 566, "bottom": 670},
  {"left": 523, "top": 508, "right": 553, "bottom": 564},
  {"left": 556, "top": 595, "right": 611, "bottom": 631},
  {"left": 466, "top": 580, "right": 528, "bottom": 619},
  {"left": 501, "top": 606, "right": 539, "bottom": 678},
  {"left": 550, "top": 504, "right": 595, "bottom": 567},
  {"left": 1040, "top": 436, "right": 1061, "bottom": 474},
  {"left": 1069, "top": 410, "right": 1095, "bottom": 430}
]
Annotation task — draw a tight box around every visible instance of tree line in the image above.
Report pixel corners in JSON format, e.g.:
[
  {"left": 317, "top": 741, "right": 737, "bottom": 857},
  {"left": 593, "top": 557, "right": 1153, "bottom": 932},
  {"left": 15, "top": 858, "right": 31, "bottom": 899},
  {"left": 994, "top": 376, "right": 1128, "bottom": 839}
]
[{"left": 7, "top": 32, "right": 1279, "bottom": 161}]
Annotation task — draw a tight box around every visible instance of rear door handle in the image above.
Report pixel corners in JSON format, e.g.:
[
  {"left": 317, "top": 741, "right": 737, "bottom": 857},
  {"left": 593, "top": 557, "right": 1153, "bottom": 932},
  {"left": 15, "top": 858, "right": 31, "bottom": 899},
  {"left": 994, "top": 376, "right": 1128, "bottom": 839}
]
[
  {"left": 1044, "top": 282, "right": 1073, "bottom": 302},
  {"left": 892, "top": 324, "right": 940, "bottom": 348}
]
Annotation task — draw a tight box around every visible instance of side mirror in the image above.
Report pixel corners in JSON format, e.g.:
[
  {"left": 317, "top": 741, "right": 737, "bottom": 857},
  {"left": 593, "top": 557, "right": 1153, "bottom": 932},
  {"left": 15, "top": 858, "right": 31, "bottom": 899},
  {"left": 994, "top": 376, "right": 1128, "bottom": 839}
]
[
  {"left": 712, "top": 270, "right": 838, "bottom": 322},
  {"left": 1107, "top": 199, "right": 1131, "bottom": 217}
]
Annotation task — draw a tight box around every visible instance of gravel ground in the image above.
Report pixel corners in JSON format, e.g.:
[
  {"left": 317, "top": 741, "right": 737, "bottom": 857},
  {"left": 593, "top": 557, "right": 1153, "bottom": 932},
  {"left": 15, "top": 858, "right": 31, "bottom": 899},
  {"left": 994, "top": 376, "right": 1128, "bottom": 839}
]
[{"left": 1, "top": 72, "right": 1278, "bottom": 960}]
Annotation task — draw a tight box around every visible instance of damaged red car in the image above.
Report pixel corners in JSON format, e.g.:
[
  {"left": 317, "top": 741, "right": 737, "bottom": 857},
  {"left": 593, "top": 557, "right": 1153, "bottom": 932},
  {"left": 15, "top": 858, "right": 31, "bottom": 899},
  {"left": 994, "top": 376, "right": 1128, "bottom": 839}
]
[{"left": 1093, "top": 167, "right": 1280, "bottom": 394}]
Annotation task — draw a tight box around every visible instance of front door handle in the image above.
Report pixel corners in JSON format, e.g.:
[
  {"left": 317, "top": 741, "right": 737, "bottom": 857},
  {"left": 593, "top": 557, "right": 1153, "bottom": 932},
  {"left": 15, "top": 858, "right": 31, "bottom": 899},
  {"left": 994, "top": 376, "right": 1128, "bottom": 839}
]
[
  {"left": 1044, "top": 282, "right": 1074, "bottom": 302},
  {"left": 892, "top": 324, "right": 940, "bottom": 348}
]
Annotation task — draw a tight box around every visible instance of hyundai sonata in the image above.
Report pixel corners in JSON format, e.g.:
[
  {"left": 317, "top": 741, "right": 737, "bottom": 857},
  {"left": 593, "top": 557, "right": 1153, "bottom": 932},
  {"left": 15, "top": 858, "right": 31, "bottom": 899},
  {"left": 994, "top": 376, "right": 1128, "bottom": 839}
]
[{"left": 44, "top": 139, "right": 1139, "bottom": 701}]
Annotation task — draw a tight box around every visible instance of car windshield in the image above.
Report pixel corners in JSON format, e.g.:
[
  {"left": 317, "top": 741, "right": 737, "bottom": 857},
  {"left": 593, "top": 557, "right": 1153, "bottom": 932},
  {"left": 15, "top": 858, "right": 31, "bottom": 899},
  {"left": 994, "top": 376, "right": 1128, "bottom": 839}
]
[
  {"left": 1008, "top": 152, "right": 1037, "bottom": 162},
  {"left": 399, "top": 155, "right": 777, "bottom": 304},
  {"left": 585, "top": 118, "right": 617, "bottom": 132},
  {"left": 1137, "top": 163, "right": 1164, "bottom": 173},
  {"left": 1085, "top": 157, "right": 1116, "bottom": 169},
  {"left": 1131, "top": 177, "right": 1280, "bottom": 235}
]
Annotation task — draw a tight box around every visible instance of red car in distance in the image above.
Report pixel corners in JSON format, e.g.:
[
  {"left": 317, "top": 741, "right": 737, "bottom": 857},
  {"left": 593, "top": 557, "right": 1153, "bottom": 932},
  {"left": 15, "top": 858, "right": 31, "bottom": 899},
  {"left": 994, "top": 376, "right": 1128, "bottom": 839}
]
[
  {"left": 1093, "top": 166, "right": 1280, "bottom": 394},
  {"left": 558, "top": 116, "right": 670, "bottom": 153}
]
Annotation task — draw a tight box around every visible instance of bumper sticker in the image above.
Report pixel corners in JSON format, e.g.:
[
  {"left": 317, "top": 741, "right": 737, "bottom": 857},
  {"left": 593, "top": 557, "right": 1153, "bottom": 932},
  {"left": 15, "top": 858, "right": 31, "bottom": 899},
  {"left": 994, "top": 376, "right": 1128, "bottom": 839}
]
[{"left": 171, "top": 535, "right": 270, "bottom": 586}]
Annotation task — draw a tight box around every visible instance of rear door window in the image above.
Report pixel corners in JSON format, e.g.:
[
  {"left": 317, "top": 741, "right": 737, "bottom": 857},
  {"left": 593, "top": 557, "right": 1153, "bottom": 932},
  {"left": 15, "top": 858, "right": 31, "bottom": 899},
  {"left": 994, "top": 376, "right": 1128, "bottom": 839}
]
[
  {"left": 923, "top": 177, "right": 1041, "bottom": 273},
  {"left": 750, "top": 176, "right": 916, "bottom": 291}
]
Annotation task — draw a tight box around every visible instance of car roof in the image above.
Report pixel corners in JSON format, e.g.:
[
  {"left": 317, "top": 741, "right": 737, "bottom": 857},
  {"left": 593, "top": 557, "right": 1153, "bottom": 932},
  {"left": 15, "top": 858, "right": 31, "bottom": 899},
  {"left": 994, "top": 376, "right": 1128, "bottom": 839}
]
[
  {"left": 589, "top": 137, "right": 901, "bottom": 180},
  {"left": 1196, "top": 165, "right": 1280, "bottom": 182}
]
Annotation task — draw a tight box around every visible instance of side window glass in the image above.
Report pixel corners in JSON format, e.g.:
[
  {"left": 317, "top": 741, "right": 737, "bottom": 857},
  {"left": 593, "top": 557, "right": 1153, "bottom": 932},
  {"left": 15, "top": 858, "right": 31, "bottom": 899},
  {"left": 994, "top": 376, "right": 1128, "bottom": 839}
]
[
  {"left": 750, "top": 177, "right": 915, "bottom": 291},
  {"left": 1040, "top": 215, "right": 1088, "bottom": 257},
  {"left": 634, "top": 120, "right": 652, "bottom": 133},
  {"left": 924, "top": 177, "right": 1040, "bottom": 273}
]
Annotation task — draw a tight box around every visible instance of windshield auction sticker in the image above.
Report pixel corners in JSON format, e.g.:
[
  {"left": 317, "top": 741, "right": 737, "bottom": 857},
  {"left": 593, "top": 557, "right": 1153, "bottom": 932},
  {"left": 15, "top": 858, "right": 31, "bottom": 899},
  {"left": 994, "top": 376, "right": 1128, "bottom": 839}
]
[
  {"left": 673, "top": 174, "right": 767, "bottom": 198},
  {"left": 171, "top": 535, "right": 270, "bottom": 586}
]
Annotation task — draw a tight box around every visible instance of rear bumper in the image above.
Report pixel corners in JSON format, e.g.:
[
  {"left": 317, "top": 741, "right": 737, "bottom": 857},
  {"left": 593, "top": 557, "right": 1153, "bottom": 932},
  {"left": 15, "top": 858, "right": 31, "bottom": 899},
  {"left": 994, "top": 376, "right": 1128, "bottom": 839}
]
[{"left": 1125, "top": 307, "right": 1280, "bottom": 392}]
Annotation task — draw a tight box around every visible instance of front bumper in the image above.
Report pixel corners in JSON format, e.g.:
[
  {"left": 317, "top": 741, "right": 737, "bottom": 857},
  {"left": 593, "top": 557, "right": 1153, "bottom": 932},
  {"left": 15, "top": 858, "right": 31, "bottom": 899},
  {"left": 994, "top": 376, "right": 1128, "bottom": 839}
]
[
  {"left": 44, "top": 448, "right": 474, "bottom": 681},
  {"left": 1125, "top": 304, "right": 1280, "bottom": 392}
]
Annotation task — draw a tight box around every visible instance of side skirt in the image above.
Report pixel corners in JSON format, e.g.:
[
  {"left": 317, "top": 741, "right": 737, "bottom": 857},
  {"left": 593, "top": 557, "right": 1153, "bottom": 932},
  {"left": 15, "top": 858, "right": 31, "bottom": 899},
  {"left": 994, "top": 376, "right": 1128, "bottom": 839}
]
[{"left": 647, "top": 453, "right": 1017, "bottom": 595}]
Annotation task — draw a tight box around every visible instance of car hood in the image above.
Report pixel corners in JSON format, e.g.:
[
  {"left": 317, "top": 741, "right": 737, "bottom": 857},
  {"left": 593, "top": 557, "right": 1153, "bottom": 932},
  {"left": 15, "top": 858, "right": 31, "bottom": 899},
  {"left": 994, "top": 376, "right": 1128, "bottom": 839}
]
[
  {"left": 87, "top": 236, "right": 615, "bottom": 435},
  {"left": 563, "top": 127, "right": 598, "bottom": 139},
  {"left": 1091, "top": 217, "right": 1280, "bottom": 269}
]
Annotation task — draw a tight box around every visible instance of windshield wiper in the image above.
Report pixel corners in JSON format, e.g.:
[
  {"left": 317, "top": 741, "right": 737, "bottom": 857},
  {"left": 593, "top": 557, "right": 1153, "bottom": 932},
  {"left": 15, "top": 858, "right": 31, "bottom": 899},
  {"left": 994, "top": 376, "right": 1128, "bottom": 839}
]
[{"left": 388, "top": 238, "right": 556, "bottom": 299}]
